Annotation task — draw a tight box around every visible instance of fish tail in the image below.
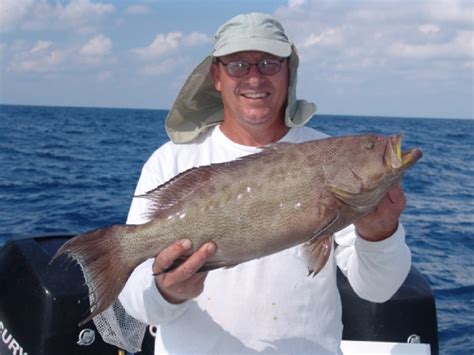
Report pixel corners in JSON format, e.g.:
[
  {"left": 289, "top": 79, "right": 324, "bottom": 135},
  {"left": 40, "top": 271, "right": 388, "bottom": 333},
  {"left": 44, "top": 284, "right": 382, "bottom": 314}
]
[{"left": 51, "top": 224, "right": 136, "bottom": 326}]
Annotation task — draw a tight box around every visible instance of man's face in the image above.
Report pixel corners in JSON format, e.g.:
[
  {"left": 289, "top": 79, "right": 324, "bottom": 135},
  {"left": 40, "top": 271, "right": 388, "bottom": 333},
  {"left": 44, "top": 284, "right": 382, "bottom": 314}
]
[{"left": 211, "top": 51, "right": 289, "bottom": 129}]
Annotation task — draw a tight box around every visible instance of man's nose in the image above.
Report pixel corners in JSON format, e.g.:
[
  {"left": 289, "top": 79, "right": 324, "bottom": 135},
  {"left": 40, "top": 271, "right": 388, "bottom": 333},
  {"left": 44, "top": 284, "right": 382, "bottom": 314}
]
[{"left": 246, "top": 64, "right": 266, "bottom": 84}]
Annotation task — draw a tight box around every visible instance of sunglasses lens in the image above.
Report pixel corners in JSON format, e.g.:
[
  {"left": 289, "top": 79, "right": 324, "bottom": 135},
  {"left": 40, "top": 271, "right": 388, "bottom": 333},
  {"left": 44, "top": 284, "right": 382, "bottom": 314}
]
[
  {"left": 226, "top": 61, "right": 250, "bottom": 77},
  {"left": 223, "top": 59, "right": 283, "bottom": 77},
  {"left": 258, "top": 59, "right": 281, "bottom": 75}
]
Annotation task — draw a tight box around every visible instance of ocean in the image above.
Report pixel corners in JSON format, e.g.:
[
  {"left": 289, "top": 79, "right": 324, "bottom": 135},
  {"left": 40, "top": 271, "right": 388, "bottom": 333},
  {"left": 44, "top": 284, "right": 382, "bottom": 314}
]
[{"left": 0, "top": 104, "right": 472, "bottom": 354}]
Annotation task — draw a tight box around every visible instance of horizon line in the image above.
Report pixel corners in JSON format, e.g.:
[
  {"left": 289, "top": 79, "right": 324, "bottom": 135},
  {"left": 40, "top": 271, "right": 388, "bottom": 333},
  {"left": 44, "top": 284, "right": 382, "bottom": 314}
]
[{"left": 1, "top": 102, "right": 472, "bottom": 121}]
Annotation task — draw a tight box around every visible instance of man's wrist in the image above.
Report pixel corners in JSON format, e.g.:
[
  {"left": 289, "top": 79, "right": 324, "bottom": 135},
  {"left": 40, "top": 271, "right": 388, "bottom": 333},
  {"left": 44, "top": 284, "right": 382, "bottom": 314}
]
[{"left": 356, "top": 221, "right": 399, "bottom": 242}]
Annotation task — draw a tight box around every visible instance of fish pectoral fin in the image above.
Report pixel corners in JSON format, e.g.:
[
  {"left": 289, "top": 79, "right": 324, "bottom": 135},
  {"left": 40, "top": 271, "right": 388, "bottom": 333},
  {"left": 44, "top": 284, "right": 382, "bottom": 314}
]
[
  {"left": 303, "top": 233, "right": 333, "bottom": 277},
  {"left": 302, "top": 210, "right": 338, "bottom": 276}
]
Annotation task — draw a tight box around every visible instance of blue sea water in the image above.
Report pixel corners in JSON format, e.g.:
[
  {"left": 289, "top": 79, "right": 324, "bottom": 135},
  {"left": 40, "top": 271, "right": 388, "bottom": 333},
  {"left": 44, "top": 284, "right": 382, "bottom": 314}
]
[{"left": 0, "top": 104, "right": 472, "bottom": 354}]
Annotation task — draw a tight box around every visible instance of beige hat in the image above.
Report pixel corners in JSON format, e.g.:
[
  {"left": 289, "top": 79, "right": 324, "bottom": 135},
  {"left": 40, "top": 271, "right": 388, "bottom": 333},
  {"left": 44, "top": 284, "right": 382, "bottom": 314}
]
[
  {"left": 213, "top": 12, "right": 292, "bottom": 58},
  {"left": 165, "top": 12, "right": 316, "bottom": 143}
]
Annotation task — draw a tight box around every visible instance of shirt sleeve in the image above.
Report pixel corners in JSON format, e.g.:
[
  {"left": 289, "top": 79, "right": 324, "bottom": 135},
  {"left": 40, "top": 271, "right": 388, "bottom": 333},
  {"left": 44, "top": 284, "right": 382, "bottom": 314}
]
[
  {"left": 334, "top": 223, "right": 411, "bottom": 303},
  {"left": 118, "top": 148, "right": 191, "bottom": 325}
]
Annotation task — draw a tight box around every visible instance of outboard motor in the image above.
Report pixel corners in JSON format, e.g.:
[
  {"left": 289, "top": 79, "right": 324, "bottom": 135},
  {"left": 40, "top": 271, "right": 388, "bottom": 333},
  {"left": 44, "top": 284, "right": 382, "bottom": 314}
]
[
  {"left": 337, "top": 267, "right": 439, "bottom": 354},
  {"left": 0, "top": 235, "right": 154, "bottom": 355}
]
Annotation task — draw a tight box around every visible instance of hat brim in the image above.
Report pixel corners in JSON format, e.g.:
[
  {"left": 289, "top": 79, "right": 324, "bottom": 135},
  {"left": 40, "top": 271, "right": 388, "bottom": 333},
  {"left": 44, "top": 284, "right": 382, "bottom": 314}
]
[{"left": 212, "top": 37, "right": 292, "bottom": 58}]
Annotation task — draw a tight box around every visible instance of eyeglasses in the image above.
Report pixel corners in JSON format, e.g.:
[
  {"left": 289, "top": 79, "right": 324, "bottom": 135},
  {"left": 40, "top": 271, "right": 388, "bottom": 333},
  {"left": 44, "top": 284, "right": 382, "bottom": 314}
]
[{"left": 213, "top": 57, "right": 285, "bottom": 77}]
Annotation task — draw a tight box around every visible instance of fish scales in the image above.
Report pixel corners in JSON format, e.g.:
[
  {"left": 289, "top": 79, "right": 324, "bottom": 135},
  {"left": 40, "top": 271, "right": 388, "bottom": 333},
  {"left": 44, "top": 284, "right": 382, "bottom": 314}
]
[{"left": 52, "top": 134, "right": 422, "bottom": 324}]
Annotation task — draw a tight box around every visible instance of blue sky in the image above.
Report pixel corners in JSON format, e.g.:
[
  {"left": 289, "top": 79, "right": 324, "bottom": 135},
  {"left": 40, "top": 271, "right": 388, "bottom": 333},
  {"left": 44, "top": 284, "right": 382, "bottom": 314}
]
[{"left": 1, "top": 0, "right": 472, "bottom": 119}]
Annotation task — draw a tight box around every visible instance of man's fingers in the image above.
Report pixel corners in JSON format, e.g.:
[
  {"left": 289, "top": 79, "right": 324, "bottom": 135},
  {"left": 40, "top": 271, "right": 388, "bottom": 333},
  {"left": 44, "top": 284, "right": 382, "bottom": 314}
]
[
  {"left": 387, "top": 183, "right": 404, "bottom": 205},
  {"left": 153, "top": 240, "right": 216, "bottom": 304},
  {"left": 153, "top": 239, "right": 192, "bottom": 274},
  {"left": 183, "top": 271, "right": 209, "bottom": 290},
  {"left": 173, "top": 242, "right": 216, "bottom": 283},
  {"left": 355, "top": 183, "right": 407, "bottom": 241},
  {"left": 383, "top": 183, "right": 406, "bottom": 215}
]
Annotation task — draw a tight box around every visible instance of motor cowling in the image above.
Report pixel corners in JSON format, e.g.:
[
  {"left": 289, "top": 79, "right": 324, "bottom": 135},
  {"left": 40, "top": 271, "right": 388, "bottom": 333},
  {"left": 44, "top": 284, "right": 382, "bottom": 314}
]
[
  {"left": 337, "top": 266, "right": 439, "bottom": 354},
  {"left": 0, "top": 235, "right": 154, "bottom": 355}
]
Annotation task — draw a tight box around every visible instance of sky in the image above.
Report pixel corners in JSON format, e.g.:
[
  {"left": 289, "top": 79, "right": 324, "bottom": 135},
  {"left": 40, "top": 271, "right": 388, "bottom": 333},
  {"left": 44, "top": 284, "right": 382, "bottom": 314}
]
[{"left": 0, "top": 0, "right": 473, "bottom": 119}]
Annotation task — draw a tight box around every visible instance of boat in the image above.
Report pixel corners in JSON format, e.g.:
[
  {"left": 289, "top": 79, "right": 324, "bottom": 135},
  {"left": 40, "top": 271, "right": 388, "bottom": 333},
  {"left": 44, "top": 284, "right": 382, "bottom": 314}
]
[{"left": 0, "top": 234, "right": 438, "bottom": 355}]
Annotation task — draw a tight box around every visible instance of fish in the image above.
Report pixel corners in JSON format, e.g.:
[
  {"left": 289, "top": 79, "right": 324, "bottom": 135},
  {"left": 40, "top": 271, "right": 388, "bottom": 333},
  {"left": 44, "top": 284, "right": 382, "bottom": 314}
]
[{"left": 52, "top": 134, "right": 422, "bottom": 325}]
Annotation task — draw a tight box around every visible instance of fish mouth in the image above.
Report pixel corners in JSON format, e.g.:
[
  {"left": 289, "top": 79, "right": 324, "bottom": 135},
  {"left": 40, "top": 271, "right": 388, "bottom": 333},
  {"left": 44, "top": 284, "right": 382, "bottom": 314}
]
[{"left": 385, "top": 134, "right": 423, "bottom": 171}]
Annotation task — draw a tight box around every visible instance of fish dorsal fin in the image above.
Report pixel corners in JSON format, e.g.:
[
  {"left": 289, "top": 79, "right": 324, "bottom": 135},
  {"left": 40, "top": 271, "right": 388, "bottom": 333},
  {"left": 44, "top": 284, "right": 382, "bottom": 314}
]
[
  {"left": 137, "top": 164, "right": 223, "bottom": 219},
  {"left": 137, "top": 143, "right": 295, "bottom": 219}
]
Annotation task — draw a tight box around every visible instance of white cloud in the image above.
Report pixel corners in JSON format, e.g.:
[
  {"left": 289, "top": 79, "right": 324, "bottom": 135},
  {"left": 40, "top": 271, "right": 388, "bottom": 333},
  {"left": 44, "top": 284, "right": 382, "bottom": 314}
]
[
  {"left": 272, "top": 0, "right": 473, "bottom": 119},
  {"left": 78, "top": 34, "right": 112, "bottom": 65},
  {"left": 132, "top": 32, "right": 182, "bottom": 60},
  {"left": 132, "top": 31, "right": 211, "bottom": 60},
  {"left": 182, "top": 32, "right": 213, "bottom": 47},
  {"left": 140, "top": 58, "right": 186, "bottom": 76},
  {"left": 61, "top": 0, "right": 114, "bottom": 21},
  {"left": 30, "top": 40, "right": 53, "bottom": 54},
  {"left": 0, "top": 0, "right": 34, "bottom": 32},
  {"left": 0, "top": 0, "right": 32, "bottom": 32},
  {"left": 80, "top": 34, "right": 112, "bottom": 56},
  {"left": 276, "top": 0, "right": 473, "bottom": 72},
  {"left": 419, "top": 24, "right": 440, "bottom": 35},
  {"left": 427, "top": 0, "right": 474, "bottom": 24},
  {"left": 6, "top": 34, "right": 114, "bottom": 72},
  {"left": 302, "top": 27, "right": 344, "bottom": 48},
  {"left": 8, "top": 41, "right": 73, "bottom": 73},
  {"left": 288, "top": 0, "right": 305, "bottom": 9},
  {"left": 390, "top": 30, "right": 474, "bottom": 59},
  {"left": 0, "top": 0, "right": 115, "bottom": 33}
]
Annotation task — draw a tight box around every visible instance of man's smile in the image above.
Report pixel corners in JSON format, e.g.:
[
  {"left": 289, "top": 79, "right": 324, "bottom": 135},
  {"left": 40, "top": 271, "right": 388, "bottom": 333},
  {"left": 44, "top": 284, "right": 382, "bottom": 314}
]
[{"left": 241, "top": 92, "right": 270, "bottom": 99}]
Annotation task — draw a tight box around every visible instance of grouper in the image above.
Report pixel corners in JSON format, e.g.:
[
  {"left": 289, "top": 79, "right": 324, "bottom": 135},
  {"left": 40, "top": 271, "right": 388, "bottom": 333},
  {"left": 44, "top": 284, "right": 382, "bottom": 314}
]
[{"left": 52, "top": 134, "right": 422, "bottom": 325}]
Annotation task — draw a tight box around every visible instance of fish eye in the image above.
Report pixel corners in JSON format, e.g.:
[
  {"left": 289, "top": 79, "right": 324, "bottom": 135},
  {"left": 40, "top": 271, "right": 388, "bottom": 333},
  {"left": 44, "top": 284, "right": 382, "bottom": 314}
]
[{"left": 364, "top": 142, "right": 375, "bottom": 150}]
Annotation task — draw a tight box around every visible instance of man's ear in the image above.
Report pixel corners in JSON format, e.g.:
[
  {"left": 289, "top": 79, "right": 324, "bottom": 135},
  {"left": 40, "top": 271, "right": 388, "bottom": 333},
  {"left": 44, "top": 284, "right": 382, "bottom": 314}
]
[{"left": 211, "top": 62, "right": 221, "bottom": 92}]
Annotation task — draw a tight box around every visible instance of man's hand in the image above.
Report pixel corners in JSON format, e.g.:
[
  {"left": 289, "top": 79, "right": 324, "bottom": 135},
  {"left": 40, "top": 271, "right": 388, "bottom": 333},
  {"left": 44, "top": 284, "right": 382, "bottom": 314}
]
[
  {"left": 152, "top": 239, "right": 216, "bottom": 304},
  {"left": 355, "top": 182, "right": 406, "bottom": 242}
]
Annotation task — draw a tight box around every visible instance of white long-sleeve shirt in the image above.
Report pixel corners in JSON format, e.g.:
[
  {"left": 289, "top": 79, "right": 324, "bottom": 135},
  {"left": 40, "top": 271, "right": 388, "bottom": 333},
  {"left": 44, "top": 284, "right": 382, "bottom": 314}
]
[{"left": 118, "top": 125, "right": 411, "bottom": 354}]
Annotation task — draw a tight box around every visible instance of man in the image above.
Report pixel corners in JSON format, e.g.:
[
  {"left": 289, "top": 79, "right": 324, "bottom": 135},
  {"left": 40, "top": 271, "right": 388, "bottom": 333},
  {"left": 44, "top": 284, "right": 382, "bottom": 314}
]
[{"left": 108, "top": 13, "right": 411, "bottom": 354}]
